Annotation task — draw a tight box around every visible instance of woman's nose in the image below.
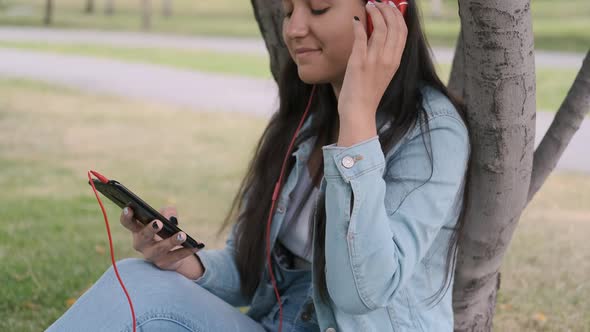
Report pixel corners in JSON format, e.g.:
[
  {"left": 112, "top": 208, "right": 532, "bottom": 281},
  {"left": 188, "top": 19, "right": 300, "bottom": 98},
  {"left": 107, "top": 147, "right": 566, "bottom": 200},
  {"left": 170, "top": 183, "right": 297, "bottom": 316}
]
[{"left": 284, "top": 9, "right": 311, "bottom": 39}]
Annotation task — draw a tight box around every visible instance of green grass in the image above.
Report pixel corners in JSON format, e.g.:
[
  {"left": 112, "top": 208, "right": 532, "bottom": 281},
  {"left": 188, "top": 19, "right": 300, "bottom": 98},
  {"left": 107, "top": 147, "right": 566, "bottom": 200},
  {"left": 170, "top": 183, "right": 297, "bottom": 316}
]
[
  {"left": 0, "top": 78, "right": 589, "bottom": 331},
  {"left": 0, "top": 0, "right": 588, "bottom": 53},
  {"left": 0, "top": 40, "right": 580, "bottom": 113}
]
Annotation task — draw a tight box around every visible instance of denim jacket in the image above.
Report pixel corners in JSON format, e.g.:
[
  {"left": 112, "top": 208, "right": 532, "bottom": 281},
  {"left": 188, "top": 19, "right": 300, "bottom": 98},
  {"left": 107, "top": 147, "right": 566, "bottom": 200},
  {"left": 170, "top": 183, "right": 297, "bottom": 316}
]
[{"left": 193, "top": 84, "right": 470, "bottom": 332}]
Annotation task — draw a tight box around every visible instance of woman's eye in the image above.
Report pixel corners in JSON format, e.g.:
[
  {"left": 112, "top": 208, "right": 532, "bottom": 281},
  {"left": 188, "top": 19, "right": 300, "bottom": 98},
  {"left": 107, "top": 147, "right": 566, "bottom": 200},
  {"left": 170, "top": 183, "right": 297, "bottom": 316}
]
[{"left": 283, "top": 8, "right": 329, "bottom": 18}]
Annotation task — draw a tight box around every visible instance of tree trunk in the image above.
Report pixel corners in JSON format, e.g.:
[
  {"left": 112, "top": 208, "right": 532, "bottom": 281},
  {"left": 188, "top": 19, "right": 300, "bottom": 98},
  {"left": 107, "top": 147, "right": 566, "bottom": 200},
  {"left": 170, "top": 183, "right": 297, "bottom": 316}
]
[
  {"left": 162, "top": 0, "right": 172, "bottom": 17},
  {"left": 105, "top": 0, "right": 114, "bottom": 16},
  {"left": 448, "top": 33, "right": 465, "bottom": 100},
  {"left": 43, "top": 0, "right": 53, "bottom": 25},
  {"left": 250, "top": 0, "right": 589, "bottom": 330},
  {"left": 141, "top": 0, "right": 152, "bottom": 31},
  {"left": 85, "top": 0, "right": 94, "bottom": 14},
  {"left": 451, "top": 1, "right": 537, "bottom": 330},
  {"left": 528, "top": 51, "right": 590, "bottom": 202}
]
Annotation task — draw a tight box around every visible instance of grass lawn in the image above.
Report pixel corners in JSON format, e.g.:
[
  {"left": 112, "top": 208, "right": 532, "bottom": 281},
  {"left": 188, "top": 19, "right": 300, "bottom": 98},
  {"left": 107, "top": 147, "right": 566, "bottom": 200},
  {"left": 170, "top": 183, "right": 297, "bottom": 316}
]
[
  {"left": 0, "top": 0, "right": 588, "bottom": 53},
  {"left": 0, "top": 40, "right": 581, "bottom": 114},
  {"left": 0, "top": 78, "right": 588, "bottom": 331}
]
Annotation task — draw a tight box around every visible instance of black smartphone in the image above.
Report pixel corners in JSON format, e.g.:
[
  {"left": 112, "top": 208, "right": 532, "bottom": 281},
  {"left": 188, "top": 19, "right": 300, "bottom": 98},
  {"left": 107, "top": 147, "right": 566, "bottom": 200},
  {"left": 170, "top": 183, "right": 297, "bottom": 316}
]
[{"left": 89, "top": 178, "right": 205, "bottom": 250}]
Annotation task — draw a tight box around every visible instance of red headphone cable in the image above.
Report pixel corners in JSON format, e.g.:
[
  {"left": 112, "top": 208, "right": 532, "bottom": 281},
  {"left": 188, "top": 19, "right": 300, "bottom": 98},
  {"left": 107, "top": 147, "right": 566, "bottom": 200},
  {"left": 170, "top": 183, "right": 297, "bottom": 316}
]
[
  {"left": 266, "top": 84, "right": 317, "bottom": 332},
  {"left": 88, "top": 170, "right": 137, "bottom": 332}
]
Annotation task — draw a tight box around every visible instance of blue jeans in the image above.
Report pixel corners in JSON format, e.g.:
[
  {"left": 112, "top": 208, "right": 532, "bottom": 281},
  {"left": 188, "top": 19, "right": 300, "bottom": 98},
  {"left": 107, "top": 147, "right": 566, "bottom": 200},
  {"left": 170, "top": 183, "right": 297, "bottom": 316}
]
[{"left": 45, "top": 256, "right": 320, "bottom": 332}]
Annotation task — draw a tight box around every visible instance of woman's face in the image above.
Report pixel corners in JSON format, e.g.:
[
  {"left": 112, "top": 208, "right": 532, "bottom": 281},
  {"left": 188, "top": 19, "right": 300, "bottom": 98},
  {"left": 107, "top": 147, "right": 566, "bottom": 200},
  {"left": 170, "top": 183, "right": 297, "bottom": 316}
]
[{"left": 282, "top": 0, "right": 366, "bottom": 94}]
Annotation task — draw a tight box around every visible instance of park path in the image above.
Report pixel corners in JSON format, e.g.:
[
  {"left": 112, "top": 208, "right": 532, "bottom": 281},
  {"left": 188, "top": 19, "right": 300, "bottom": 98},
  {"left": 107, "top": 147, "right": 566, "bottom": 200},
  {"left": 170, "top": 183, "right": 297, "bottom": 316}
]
[{"left": 0, "top": 29, "right": 587, "bottom": 173}]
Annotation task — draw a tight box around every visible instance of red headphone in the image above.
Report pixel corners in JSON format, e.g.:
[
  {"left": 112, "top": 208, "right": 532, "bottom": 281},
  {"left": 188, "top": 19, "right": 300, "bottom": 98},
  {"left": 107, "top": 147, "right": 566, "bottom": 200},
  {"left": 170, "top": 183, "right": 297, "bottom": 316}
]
[{"left": 367, "top": 0, "right": 408, "bottom": 38}]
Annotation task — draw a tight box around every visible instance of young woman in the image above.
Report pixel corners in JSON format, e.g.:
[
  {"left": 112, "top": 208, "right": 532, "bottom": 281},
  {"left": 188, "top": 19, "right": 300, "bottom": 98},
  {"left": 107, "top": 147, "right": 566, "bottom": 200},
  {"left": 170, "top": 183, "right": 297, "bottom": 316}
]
[{"left": 46, "top": 0, "right": 470, "bottom": 331}]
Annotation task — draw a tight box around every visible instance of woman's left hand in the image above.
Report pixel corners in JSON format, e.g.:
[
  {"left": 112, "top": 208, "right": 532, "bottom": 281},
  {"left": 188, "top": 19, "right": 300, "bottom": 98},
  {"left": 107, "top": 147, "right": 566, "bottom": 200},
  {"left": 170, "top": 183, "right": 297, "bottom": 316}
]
[{"left": 338, "top": 1, "right": 407, "bottom": 121}]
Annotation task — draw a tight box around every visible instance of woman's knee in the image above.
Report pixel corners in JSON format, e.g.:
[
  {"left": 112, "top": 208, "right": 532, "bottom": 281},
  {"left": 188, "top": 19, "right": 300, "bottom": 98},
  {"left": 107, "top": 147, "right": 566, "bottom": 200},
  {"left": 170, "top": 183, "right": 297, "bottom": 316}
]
[
  {"left": 111, "top": 257, "right": 152, "bottom": 273},
  {"left": 100, "top": 258, "right": 178, "bottom": 297},
  {"left": 95, "top": 259, "right": 263, "bottom": 332},
  {"left": 103, "top": 258, "right": 212, "bottom": 306},
  {"left": 103, "top": 258, "right": 159, "bottom": 282}
]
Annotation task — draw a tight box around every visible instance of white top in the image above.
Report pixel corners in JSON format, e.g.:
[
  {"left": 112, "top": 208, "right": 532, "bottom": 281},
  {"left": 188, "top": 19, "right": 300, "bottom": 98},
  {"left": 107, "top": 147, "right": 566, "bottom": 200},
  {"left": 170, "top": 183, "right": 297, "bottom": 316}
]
[{"left": 278, "top": 165, "right": 319, "bottom": 269}]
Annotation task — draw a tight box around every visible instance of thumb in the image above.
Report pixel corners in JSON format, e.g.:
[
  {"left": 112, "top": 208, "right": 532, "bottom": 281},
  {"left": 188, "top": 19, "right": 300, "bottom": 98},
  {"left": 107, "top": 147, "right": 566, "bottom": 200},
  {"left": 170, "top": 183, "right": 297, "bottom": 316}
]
[
  {"left": 351, "top": 16, "right": 367, "bottom": 61},
  {"left": 159, "top": 206, "right": 178, "bottom": 220}
]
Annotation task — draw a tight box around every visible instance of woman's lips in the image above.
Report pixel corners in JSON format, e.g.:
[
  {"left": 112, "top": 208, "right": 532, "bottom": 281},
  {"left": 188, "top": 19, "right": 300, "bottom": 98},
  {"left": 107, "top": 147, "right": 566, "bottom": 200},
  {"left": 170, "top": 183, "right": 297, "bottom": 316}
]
[
  {"left": 296, "top": 49, "right": 321, "bottom": 59},
  {"left": 295, "top": 47, "right": 320, "bottom": 54}
]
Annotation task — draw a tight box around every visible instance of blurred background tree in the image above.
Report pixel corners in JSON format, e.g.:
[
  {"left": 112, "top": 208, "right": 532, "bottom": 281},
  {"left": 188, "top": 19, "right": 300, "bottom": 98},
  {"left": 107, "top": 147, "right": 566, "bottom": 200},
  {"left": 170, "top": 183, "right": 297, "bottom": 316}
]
[{"left": 104, "top": 0, "right": 114, "bottom": 16}]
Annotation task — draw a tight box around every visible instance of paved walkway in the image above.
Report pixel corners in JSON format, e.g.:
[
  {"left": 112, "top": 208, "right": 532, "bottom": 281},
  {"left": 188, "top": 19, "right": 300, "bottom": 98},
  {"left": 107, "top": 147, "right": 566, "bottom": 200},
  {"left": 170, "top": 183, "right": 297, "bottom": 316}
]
[
  {"left": 0, "top": 34, "right": 587, "bottom": 173},
  {"left": 0, "top": 27, "right": 585, "bottom": 69},
  {"left": 0, "top": 48, "right": 279, "bottom": 117}
]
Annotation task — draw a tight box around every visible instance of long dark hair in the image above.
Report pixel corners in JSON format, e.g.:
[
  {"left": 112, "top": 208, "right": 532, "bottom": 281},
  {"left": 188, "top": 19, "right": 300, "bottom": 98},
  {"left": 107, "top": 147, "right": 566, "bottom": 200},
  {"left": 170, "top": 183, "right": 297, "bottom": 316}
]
[{"left": 217, "top": 0, "right": 472, "bottom": 307}]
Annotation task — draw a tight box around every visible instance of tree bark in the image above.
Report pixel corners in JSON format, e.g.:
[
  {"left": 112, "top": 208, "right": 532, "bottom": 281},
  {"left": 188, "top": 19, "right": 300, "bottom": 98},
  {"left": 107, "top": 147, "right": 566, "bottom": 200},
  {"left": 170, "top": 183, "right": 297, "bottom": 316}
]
[
  {"left": 451, "top": 1, "right": 536, "bottom": 330},
  {"left": 105, "top": 0, "right": 115, "bottom": 16},
  {"left": 448, "top": 33, "right": 465, "bottom": 100},
  {"left": 141, "top": 0, "right": 152, "bottom": 31},
  {"left": 162, "top": 0, "right": 172, "bottom": 17},
  {"left": 528, "top": 50, "right": 590, "bottom": 203},
  {"left": 43, "top": 0, "right": 53, "bottom": 25},
  {"left": 85, "top": 0, "right": 94, "bottom": 14}
]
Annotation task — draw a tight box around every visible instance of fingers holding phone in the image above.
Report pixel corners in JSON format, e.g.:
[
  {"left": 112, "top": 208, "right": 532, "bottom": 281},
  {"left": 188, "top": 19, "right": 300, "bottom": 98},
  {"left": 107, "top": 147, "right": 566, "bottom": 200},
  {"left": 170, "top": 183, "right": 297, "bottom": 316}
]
[
  {"left": 120, "top": 206, "right": 143, "bottom": 233},
  {"left": 119, "top": 207, "right": 204, "bottom": 279},
  {"left": 141, "top": 224, "right": 195, "bottom": 270},
  {"left": 132, "top": 219, "right": 163, "bottom": 251},
  {"left": 159, "top": 205, "right": 178, "bottom": 225}
]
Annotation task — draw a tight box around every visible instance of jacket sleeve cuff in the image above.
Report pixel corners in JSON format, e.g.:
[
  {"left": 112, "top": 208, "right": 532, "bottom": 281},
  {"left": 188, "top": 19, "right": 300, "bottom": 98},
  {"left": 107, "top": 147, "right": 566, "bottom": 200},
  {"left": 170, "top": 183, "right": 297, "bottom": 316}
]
[
  {"left": 191, "top": 249, "right": 221, "bottom": 288},
  {"left": 322, "top": 135, "right": 385, "bottom": 183}
]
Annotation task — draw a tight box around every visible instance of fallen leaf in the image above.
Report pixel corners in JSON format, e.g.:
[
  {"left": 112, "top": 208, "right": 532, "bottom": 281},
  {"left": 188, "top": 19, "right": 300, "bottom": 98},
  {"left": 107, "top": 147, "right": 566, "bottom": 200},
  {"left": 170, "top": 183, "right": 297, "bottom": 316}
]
[
  {"left": 12, "top": 273, "right": 26, "bottom": 281},
  {"left": 23, "top": 302, "right": 40, "bottom": 311},
  {"left": 66, "top": 298, "right": 77, "bottom": 307},
  {"left": 532, "top": 312, "right": 548, "bottom": 323},
  {"left": 95, "top": 245, "right": 106, "bottom": 255}
]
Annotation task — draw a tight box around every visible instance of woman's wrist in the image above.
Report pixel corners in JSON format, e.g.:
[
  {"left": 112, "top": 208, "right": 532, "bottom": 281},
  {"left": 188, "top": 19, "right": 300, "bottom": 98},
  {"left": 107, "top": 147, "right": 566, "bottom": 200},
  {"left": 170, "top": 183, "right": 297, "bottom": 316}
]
[
  {"left": 177, "top": 253, "right": 204, "bottom": 280},
  {"left": 337, "top": 114, "right": 377, "bottom": 147}
]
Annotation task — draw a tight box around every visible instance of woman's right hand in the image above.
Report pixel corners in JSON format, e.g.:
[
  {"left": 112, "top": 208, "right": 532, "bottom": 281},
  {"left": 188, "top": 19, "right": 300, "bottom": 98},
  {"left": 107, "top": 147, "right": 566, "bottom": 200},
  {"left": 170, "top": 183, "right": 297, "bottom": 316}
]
[{"left": 119, "top": 206, "right": 205, "bottom": 280}]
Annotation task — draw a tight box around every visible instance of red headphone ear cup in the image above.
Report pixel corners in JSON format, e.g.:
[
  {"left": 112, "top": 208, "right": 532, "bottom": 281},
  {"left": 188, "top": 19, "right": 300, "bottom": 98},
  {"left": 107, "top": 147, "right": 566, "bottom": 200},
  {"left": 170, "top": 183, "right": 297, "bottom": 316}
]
[
  {"left": 366, "top": 0, "right": 406, "bottom": 38},
  {"left": 396, "top": 1, "right": 408, "bottom": 17}
]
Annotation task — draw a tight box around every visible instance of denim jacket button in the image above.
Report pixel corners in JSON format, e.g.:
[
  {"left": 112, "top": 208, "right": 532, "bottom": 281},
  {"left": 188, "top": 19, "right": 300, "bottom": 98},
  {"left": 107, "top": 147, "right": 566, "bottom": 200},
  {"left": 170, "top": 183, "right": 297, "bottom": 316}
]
[
  {"left": 277, "top": 206, "right": 285, "bottom": 213},
  {"left": 341, "top": 155, "right": 355, "bottom": 168},
  {"left": 325, "top": 328, "right": 336, "bottom": 332}
]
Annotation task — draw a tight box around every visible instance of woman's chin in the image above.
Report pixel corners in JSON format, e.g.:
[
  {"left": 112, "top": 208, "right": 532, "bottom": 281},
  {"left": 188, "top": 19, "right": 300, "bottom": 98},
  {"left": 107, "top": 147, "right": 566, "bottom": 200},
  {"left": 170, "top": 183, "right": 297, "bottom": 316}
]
[{"left": 297, "top": 68, "right": 329, "bottom": 85}]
